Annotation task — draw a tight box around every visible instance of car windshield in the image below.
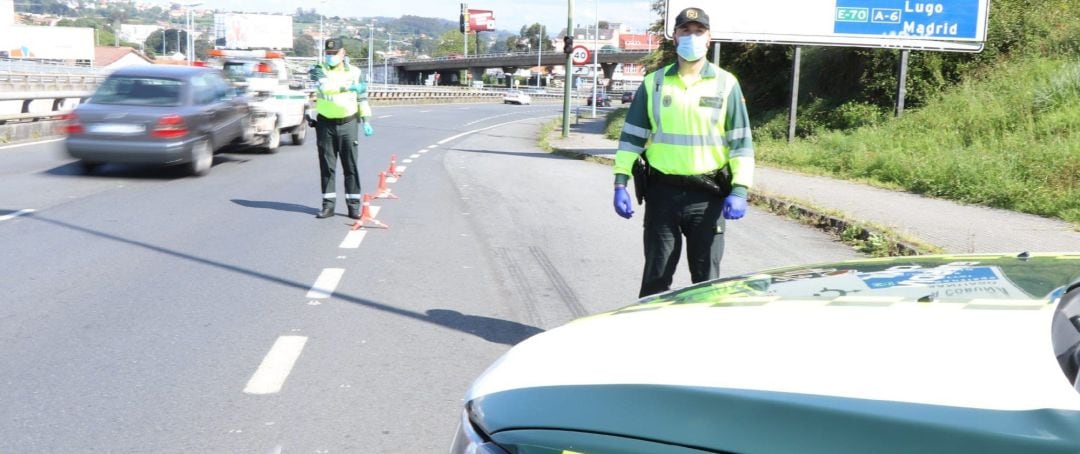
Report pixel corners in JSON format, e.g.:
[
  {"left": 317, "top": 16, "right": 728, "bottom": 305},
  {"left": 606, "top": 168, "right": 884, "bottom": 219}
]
[
  {"left": 223, "top": 61, "right": 275, "bottom": 81},
  {"left": 90, "top": 76, "right": 183, "bottom": 106}
]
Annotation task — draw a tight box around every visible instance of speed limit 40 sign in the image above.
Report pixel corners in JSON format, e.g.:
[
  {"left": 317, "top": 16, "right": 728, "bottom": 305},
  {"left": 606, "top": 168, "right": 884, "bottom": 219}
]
[{"left": 570, "top": 45, "right": 590, "bottom": 66}]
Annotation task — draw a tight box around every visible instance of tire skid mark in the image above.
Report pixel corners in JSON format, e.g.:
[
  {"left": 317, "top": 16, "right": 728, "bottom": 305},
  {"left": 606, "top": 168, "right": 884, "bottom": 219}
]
[
  {"left": 529, "top": 246, "right": 588, "bottom": 318},
  {"left": 494, "top": 247, "right": 545, "bottom": 327}
]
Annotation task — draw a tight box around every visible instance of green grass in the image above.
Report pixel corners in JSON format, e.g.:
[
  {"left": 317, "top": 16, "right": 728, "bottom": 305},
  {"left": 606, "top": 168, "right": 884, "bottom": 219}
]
[
  {"left": 758, "top": 58, "right": 1080, "bottom": 225},
  {"left": 604, "top": 107, "right": 629, "bottom": 140},
  {"left": 538, "top": 117, "right": 562, "bottom": 152}
]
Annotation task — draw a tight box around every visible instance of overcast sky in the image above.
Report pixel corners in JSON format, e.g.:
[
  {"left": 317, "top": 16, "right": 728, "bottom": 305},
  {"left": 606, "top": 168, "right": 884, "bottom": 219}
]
[{"left": 173, "top": 0, "right": 658, "bottom": 35}]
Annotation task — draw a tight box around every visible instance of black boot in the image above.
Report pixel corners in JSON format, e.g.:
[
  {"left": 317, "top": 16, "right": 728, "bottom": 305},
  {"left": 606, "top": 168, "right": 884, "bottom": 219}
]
[
  {"left": 347, "top": 205, "right": 361, "bottom": 220},
  {"left": 316, "top": 206, "right": 335, "bottom": 219}
]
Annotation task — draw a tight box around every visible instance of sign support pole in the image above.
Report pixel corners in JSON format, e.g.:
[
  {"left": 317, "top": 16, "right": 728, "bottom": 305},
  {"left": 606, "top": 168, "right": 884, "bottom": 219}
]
[
  {"left": 787, "top": 46, "right": 801, "bottom": 144},
  {"left": 896, "top": 49, "right": 909, "bottom": 117},
  {"left": 562, "top": 0, "right": 574, "bottom": 138}
]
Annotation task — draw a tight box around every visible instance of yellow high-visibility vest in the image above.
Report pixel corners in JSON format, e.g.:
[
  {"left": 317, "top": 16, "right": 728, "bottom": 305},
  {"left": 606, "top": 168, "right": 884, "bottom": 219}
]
[
  {"left": 642, "top": 64, "right": 752, "bottom": 187},
  {"left": 315, "top": 63, "right": 361, "bottom": 119}
]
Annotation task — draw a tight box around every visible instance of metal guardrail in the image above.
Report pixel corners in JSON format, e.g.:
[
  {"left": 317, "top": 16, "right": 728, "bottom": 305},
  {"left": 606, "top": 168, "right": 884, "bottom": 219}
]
[
  {"left": 0, "top": 58, "right": 99, "bottom": 75},
  {"left": 0, "top": 87, "right": 580, "bottom": 125},
  {"left": 0, "top": 72, "right": 107, "bottom": 93},
  {"left": 392, "top": 49, "right": 651, "bottom": 65},
  {"left": 0, "top": 91, "right": 90, "bottom": 124}
]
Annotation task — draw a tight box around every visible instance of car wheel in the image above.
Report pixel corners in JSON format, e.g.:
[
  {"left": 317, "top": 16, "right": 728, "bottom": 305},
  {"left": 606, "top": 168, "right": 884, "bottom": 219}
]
[
  {"left": 264, "top": 127, "right": 281, "bottom": 154},
  {"left": 189, "top": 139, "right": 213, "bottom": 176},
  {"left": 291, "top": 121, "right": 307, "bottom": 146},
  {"left": 79, "top": 160, "right": 102, "bottom": 174}
]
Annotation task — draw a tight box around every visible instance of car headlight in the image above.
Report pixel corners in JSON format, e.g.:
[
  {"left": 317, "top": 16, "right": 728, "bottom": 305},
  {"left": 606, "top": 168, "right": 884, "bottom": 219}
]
[{"left": 449, "top": 408, "right": 506, "bottom": 454}]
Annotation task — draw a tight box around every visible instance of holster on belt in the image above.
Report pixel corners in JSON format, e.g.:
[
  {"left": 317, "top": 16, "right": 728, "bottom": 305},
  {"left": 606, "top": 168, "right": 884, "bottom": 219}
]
[{"left": 630, "top": 154, "right": 650, "bottom": 205}]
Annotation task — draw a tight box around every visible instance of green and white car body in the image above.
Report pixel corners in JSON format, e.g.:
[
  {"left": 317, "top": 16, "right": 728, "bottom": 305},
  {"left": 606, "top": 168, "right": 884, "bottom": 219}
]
[{"left": 453, "top": 253, "right": 1080, "bottom": 454}]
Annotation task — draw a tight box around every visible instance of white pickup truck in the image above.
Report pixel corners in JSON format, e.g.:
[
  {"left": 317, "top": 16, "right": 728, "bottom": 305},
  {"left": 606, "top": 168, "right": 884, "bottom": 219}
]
[{"left": 213, "top": 49, "right": 310, "bottom": 152}]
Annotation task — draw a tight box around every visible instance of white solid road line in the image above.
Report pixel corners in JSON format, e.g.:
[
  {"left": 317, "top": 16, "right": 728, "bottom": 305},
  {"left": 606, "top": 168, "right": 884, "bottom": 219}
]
[
  {"left": 427, "top": 145, "right": 437, "bottom": 149},
  {"left": 306, "top": 268, "right": 345, "bottom": 299},
  {"left": 378, "top": 115, "right": 394, "bottom": 119},
  {"left": 243, "top": 336, "right": 308, "bottom": 395},
  {"left": 0, "top": 209, "right": 35, "bottom": 222},
  {"left": 0, "top": 138, "right": 62, "bottom": 151},
  {"left": 339, "top": 230, "right": 367, "bottom": 249},
  {"left": 437, "top": 117, "right": 553, "bottom": 145}
]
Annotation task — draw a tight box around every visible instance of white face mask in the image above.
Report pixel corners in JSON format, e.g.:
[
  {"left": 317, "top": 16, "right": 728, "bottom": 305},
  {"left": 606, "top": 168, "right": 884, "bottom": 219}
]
[{"left": 676, "top": 33, "right": 709, "bottom": 62}]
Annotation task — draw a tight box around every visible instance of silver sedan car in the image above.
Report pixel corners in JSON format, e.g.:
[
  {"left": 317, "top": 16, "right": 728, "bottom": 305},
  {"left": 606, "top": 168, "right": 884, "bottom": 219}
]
[{"left": 63, "top": 65, "right": 251, "bottom": 176}]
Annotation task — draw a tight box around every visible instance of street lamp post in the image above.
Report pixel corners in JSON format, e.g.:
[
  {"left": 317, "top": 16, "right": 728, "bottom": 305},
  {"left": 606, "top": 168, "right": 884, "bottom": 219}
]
[
  {"left": 367, "top": 20, "right": 376, "bottom": 84},
  {"left": 591, "top": 0, "right": 598, "bottom": 117},
  {"left": 181, "top": 2, "right": 202, "bottom": 66},
  {"left": 536, "top": 25, "right": 543, "bottom": 88},
  {"left": 384, "top": 31, "right": 391, "bottom": 88},
  {"left": 317, "top": 0, "right": 328, "bottom": 62}
]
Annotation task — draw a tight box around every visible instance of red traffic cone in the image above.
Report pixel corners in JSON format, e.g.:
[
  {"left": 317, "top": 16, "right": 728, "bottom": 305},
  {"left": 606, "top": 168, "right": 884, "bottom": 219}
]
[
  {"left": 388, "top": 154, "right": 403, "bottom": 178},
  {"left": 374, "top": 170, "right": 399, "bottom": 199},
  {"left": 351, "top": 193, "right": 389, "bottom": 230}
]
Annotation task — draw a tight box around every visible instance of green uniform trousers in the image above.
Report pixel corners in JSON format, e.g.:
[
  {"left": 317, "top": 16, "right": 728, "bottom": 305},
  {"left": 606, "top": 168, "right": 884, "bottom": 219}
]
[
  {"left": 640, "top": 182, "right": 726, "bottom": 298},
  {"left": 316, "top": 115, "right": 361, "bottom": 212}
]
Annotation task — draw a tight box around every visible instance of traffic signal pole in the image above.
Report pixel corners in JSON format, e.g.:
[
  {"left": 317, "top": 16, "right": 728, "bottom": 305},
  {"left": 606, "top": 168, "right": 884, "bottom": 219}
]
[{"left": 562, "top": 0, "right": 574, "bottom": 138}]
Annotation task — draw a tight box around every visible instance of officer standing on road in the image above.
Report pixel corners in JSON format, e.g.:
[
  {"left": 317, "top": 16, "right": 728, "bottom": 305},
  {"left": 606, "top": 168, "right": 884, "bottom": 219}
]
[
  {"left": 310, "top": 37, "right": 374, "bottom": 219},
  {"left": 611, "top": 7, "right": 755, "bottom": 298}
]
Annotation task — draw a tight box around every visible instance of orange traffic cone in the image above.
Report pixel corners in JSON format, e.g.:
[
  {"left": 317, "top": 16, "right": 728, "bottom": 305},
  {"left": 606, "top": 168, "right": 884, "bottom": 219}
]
[
  {"left": 388, "top": 154, "right": 403, "bottom": 178},
  {"left": 374, "top": 170, "right": 399, "bottom": 199},
  {"left": 350, "top": 194, "right": 389, "bottom": 230}
]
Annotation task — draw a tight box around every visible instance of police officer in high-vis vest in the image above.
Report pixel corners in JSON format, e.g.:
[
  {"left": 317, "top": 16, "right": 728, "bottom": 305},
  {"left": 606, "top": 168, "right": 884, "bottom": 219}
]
[
  {"left": 612, "top": 7, "right": 755, "bottom": 298},
  {"left": 310, "top": 37, "right": 374, "bottom": 219}
]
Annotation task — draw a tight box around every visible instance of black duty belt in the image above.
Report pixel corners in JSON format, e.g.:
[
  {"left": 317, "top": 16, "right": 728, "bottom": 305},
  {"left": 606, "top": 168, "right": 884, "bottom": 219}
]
[
  {"left": 318, "top": 115, "right": 355, "bottom": 125},
  {"left": 648, "top": 168, "right": 732, "bottom": 197}
]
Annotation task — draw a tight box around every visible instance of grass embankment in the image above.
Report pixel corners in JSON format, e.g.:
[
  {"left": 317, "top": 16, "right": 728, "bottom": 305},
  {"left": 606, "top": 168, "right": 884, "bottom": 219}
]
[
  {"left": 758, "top": 58, "right": 1080, "bottom": 225},
  {"left": 605, "top": 59, "right": 1080, "bottom": 226}
]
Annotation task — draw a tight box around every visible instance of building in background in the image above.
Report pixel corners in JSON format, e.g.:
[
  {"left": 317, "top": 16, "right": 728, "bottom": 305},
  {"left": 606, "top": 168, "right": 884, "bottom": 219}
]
[{"left": 94, "top": 46, "right": 153, "bottom": 70}]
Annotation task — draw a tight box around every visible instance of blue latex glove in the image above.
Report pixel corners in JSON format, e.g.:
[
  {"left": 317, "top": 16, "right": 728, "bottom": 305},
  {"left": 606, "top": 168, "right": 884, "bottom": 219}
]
[
  {"left": 349, "top": 82, "right": 367, "bottom": 94},
  {"left": 362, "top": 121, "right": 374, "bottom": 137},
  {"left": 614, "top": 186, "right": 634, "bottom": 219},
  {"left": 722, "top": 194, "right": 747, "bottom": 220}
]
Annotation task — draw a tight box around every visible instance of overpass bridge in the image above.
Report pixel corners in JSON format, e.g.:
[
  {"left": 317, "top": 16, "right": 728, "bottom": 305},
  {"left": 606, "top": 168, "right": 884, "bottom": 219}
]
[{"left": 388, "top": 50, "right": 650, "bottom": 88}]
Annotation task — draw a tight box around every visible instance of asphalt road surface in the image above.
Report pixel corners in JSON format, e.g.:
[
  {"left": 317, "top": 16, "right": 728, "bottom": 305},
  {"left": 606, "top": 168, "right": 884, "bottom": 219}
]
[{"left": 0, "top": 102, "right": 861, "bottom": 453}]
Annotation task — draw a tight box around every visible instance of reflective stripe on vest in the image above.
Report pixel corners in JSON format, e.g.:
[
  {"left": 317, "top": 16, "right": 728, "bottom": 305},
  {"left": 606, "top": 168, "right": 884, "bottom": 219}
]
[
  {"left": 315, "top": 64, "right": 359, "bottom": 119},
  {"left": 644, "top": 64, "right": 737, "bottom": 175}
]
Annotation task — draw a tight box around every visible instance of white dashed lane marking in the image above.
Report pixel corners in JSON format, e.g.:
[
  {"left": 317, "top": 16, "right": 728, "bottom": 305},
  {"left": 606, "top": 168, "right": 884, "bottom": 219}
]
[
  {"left": 403, "top": 159, "right": 413, "bottom": 163},
  {"left": 409, "top": 154, "right": 420, "bottom": 159},
  {"left": 306, "top": 268, "right": 345, "bottom": 299},
  {"left": 339, "top": 230, "right": 367, "bottom": 249},
  {"left": 243, "top": 336, "right": 308, "bottom": 395},
  {"left": 0, "top": 209, "right": 35, "bottom": 222}
]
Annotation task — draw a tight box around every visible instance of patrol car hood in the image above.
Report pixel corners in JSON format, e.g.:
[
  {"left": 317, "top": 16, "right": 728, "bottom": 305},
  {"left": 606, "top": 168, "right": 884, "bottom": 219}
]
[{"left": 467, "top": 254, "right": 1080, "bottom": 412}]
